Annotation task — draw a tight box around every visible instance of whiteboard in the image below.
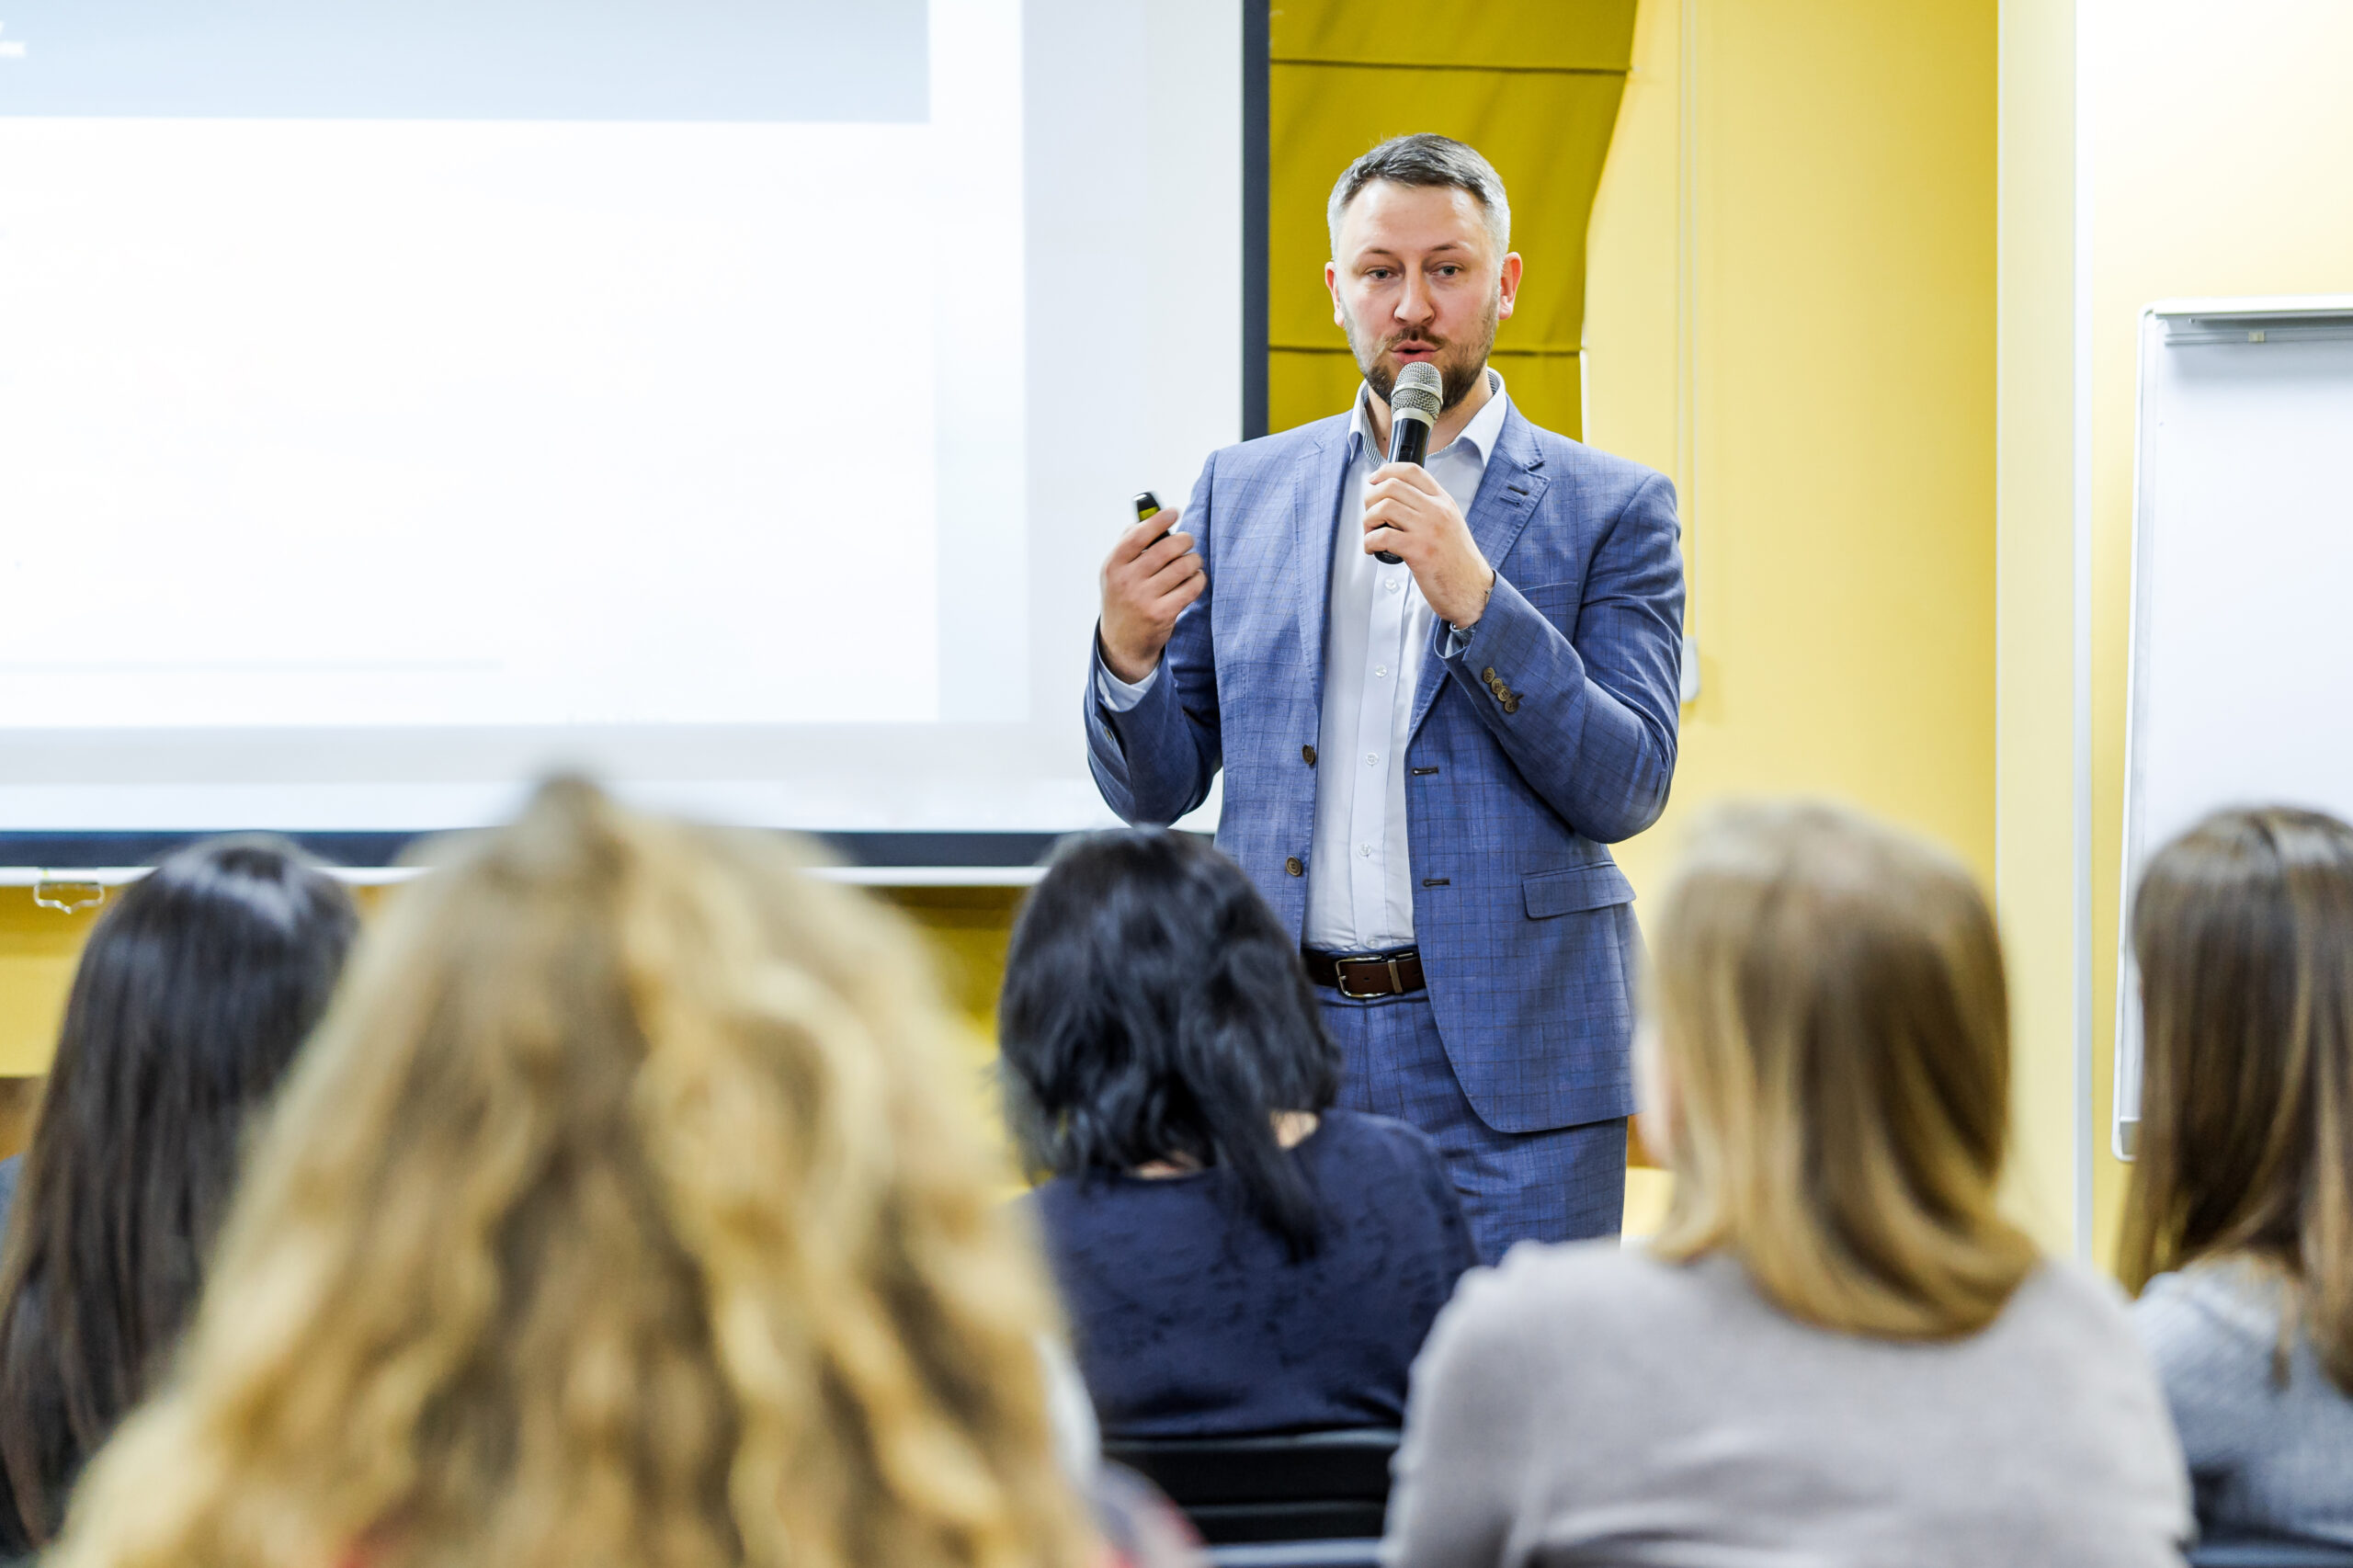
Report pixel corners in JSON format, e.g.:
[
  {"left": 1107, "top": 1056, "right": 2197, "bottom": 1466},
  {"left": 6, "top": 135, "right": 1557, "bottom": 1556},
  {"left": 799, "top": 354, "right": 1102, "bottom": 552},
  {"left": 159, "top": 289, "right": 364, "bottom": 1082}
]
[{"left": 2115, "top": 296, "right": 2353, "bottom": 1156}]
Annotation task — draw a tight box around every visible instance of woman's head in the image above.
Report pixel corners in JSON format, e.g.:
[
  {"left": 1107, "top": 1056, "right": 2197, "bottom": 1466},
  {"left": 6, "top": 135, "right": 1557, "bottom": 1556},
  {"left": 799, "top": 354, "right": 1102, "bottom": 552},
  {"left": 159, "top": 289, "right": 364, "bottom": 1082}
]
[
  {"left": 1644, "top": 801, "right": 2035, "bottom": 1340},
  {"left": 46, "top": 779, "right": 1090, "bottom": 1568},
  {"left": 0, "top": 835, "right": 357, "bottom": 1546},
  {"left": 998, "top": 830, "right": 1341, "bottom": 1251},
  {"left": 2120, "top": 806, "right": 2353, "bottom": 1390}
]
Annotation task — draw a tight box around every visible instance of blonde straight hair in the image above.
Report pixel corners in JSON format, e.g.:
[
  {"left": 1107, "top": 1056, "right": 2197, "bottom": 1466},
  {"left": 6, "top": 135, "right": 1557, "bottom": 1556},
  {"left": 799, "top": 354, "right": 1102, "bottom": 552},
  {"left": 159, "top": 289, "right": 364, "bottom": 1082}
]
[
  {"left": 45, "top": 778, "right": 1094, "bottom": 1568},
  {"left": 2120, "top": 807, "right": 2353, "bottom": 1392},
  {"left": 1648, "top": 802, "right": 2038, "bottom": 1340}
]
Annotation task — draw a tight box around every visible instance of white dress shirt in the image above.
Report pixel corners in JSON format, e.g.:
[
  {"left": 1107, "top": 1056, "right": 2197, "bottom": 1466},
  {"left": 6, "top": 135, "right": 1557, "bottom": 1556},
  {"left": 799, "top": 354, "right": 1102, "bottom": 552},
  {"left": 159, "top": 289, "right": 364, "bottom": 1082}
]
[{"left": 1098, "top": 370, "right": 1511, "bottom": 954}]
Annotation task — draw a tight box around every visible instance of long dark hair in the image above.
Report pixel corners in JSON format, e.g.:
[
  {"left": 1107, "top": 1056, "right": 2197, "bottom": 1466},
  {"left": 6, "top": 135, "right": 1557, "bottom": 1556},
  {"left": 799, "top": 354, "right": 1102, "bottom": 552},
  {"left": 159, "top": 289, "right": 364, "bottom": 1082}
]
[
  {"left": 2120, "top": 806, "right": 2353, "bottom": 1392},
  {"left": 997, "top": 830, "right": 1342, "bottom": 1252},
  {"left": 0, "top": 837, "right": 358, "bottom": 1550}
]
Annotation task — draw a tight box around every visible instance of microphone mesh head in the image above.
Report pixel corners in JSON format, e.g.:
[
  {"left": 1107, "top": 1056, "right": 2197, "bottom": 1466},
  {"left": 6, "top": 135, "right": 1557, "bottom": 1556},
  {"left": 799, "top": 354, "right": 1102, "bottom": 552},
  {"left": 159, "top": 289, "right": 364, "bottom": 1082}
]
[{"left": 1391, "top": 360, "right": 1444, "bottom": 423}]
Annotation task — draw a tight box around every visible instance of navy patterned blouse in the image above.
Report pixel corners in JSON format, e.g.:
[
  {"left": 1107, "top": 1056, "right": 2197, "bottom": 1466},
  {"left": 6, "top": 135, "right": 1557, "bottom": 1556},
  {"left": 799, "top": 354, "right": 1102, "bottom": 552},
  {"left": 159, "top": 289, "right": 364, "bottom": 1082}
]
[{"left": 1028, "top": 1108, "right": 1478, "bottom": 1438}]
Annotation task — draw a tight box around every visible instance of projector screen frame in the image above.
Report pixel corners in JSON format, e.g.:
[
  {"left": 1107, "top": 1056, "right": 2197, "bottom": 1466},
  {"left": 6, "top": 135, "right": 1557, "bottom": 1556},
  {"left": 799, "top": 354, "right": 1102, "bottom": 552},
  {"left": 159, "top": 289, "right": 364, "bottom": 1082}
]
[
  {"left": 0, "top": 828, "right": 1071, "bottom": 876},
  {"left": 1242, "top": 0, "right": 1270, "bottom": 442}
]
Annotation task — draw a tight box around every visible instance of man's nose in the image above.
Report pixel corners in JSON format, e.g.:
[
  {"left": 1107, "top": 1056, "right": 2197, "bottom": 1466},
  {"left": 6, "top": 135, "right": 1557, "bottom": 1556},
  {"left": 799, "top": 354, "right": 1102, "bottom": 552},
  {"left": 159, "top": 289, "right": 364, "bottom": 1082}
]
[{"left": 1392, "top": 272, "right": 1435, "bottom": 329}]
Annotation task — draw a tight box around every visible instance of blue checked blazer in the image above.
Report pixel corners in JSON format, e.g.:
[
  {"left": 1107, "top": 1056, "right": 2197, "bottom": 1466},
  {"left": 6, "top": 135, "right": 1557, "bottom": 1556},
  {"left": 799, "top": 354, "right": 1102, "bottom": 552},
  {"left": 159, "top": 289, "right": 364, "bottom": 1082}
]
[{"left": 1085, "top": 403, "right": 1684, "bottom": 1134}]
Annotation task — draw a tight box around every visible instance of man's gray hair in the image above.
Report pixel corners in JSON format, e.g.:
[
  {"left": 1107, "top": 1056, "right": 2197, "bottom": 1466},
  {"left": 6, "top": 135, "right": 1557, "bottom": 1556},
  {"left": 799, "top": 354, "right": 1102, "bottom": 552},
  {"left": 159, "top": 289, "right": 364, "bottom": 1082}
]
[{"left": 1325, "top": 133, "right": 1511, "bottom": 258}]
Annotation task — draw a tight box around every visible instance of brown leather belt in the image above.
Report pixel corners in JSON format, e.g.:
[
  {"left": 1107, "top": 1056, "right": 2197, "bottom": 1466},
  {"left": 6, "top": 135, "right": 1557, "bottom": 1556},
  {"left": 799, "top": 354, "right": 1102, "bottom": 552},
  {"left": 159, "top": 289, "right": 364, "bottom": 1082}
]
[{"left": 1302, "top": 946, "right": 1427, "bottom": 999}]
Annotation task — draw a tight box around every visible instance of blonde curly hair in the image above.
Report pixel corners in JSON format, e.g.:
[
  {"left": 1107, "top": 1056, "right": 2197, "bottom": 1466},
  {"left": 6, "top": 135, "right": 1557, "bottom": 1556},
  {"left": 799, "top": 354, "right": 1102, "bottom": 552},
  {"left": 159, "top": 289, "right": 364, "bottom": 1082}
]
[{"left": 45, "top": 778, "right": 1095, "bottom": 1568}]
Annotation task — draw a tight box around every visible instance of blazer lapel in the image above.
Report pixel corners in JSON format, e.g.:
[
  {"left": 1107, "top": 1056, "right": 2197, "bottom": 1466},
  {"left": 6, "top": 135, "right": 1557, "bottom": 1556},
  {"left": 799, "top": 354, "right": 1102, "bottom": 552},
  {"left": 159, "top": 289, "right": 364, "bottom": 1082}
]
[
  {"left": 1408, "top": 405, "right": 1552, "bottom": 740},
  {"left": 1293, "top": 426, "right": 1355, "bottom": 717}
]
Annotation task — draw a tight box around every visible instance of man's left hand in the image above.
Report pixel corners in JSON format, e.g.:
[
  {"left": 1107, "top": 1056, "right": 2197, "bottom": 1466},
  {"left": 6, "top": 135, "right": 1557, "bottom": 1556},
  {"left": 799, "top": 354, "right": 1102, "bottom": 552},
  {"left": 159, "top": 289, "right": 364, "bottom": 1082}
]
[{"left": 1363, "top": 462, "right": 1496, "bottom": 628}]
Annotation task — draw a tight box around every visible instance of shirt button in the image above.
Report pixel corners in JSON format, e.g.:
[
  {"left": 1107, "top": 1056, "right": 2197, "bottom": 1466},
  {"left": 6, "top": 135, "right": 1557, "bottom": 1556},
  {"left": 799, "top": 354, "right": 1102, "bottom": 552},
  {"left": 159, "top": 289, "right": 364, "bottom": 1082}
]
[
  {"left": 1285, "top": 856, "right": 1304, "bottom": 877},
  {"left": 1385, "top": 578, "right": 1403, "bottom": 594},
  {"left": 1374, "top": 665, "right": 1389, "bottom": 678},
  {"left": 1302, "top": 744, "right": 1317, "bottom": 766},
  {"left": 1364, "top": 753, "right": 1379, "bottom": 766},
  {"left": 1358, "top": 844, "right": 1374, "bottom": 858}
]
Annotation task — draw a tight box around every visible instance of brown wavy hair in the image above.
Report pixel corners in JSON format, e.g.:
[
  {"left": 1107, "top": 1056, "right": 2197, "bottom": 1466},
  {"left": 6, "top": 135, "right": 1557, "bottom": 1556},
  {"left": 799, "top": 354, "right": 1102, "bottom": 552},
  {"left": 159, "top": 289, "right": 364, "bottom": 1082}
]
[
  {"left": 44, "top": 778, "right": 1093, "bottom": 1568},
  {"left": 1647, "top": 801, "right": 2038, "bottom": 1340},
  {"left": 2119, "top": 806, "right": 2353, "bottom": 1392}
]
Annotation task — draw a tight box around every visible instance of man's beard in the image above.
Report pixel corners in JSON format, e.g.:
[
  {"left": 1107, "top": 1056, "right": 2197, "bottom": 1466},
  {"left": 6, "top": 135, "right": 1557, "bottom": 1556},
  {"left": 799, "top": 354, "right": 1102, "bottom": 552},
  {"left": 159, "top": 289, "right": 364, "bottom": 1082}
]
[{"left": 1343, "top": 294, "right": 1500, "bottom": 414}]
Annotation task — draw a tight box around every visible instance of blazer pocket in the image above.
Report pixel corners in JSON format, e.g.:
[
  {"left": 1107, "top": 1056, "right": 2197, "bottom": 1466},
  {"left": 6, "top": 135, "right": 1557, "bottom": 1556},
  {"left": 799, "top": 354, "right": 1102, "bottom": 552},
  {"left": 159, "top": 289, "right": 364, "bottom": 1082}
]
[{"left": 1523, "top": 861, "right": 1635, "bottom": 919}]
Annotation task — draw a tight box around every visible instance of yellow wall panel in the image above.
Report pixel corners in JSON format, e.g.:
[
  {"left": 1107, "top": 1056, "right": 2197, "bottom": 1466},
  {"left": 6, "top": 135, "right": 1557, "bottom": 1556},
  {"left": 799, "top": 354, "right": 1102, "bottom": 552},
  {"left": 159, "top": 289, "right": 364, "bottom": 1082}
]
[
  {"left": 1586, "top": 0, "right": 1998, "bottom": 920},
  {"left": 1271, "top": 1, "right": 1638, "bottom": 71},
  {"left": 1484, "top": 352, "right": 1584, "bottom": 446},
  {"left": 877, "top": 886, "right": 1025, "bottom": 1042},
  {"left": 1267, "top": 0, "right": 1636, "bottom": 437},
  {"left": 1582, "top": 0, "right": 1996, "bottom": 1241},
  {"left": 0, "top": 881, "right": 1015, "bottom": 1080},
  {"left": 0, "top": 892, "right": 102, "bottom": 1078},
  {"left": 1268, "top": 347, "right": 1372, "bottom": 434},
  {"left": 1994, "top": 0, "right": 2082, "bottom": 1254}
]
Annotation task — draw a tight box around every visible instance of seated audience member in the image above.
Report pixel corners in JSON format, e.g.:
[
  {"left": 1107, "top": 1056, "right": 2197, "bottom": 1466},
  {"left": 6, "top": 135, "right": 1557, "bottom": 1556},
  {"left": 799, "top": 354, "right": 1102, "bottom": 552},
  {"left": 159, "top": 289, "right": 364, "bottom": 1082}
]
[
  {"left": 1000, "top": 830, "right": 1477, "bottom": 1439},
  {"left": 1385, "top": 803, "right": 2191, "bottom": 1568},
  {"left": 40, "top": 779, "right": 1113, "bottom": 1568},
  {"left": 0, "top": 838, "right": 358, "bottom": 1556},
  {"left": 2121, "top": 806, "right": 2353, "bottom": 1547}
]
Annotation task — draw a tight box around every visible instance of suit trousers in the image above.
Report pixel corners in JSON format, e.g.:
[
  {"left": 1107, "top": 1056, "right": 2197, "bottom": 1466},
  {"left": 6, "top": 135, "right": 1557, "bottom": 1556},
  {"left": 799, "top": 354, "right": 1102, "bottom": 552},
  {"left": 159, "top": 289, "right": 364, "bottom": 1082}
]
[{"left": 1320, "top": 989, "right": 1626, "bottom": 1265}]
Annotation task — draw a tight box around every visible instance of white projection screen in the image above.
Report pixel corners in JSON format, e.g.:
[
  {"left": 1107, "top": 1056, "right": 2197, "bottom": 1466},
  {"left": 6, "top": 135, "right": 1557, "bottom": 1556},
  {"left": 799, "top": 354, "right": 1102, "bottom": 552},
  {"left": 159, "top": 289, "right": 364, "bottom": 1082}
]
[{"left": 0, "top": 0, "right": 1243, "bottom": 861}]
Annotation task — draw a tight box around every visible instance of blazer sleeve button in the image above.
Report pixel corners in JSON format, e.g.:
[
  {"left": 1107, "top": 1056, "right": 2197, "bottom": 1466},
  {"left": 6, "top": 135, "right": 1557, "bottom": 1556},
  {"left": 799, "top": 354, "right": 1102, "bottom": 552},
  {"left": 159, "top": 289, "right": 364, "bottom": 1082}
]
[
  {"left": 1284, "top": 856, "right": 1304, "bottom": 877},
  {"left": 1302, "top": 744, "right": 1317, "bottom": 766}
]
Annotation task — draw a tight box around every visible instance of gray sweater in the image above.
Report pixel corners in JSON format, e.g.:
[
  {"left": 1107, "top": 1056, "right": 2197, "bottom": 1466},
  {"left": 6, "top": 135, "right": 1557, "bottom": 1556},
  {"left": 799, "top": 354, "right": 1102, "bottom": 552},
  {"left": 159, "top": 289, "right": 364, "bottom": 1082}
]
[
  {"left": 1384, "top": 1243, "right": 2190, "bottom": 1568},
  {"left": 2134, "top": 1261, "right": 2353, "bottom": 1547}
]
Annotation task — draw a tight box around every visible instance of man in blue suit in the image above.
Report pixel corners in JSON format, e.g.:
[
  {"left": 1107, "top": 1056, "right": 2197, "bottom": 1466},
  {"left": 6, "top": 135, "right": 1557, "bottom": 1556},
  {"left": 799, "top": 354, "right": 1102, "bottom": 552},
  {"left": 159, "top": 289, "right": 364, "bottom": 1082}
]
[{"left": 1086, "top": 134, "right": 1683, "bottom": 1260}]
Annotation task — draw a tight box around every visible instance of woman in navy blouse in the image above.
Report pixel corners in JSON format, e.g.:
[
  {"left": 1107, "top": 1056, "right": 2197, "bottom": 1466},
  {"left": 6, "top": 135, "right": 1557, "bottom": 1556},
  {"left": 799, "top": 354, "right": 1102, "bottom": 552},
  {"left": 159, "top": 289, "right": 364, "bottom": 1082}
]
[{"left": 1001, "top": 829, "right": 1477, "bottom": 1438}]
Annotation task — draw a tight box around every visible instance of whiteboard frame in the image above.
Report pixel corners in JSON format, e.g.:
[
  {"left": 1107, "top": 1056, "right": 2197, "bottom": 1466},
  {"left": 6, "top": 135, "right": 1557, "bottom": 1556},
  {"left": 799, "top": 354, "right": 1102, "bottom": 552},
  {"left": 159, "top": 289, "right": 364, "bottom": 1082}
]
[{"left": 2113, "top": 293, "right": 2353, "bottom": 1160}]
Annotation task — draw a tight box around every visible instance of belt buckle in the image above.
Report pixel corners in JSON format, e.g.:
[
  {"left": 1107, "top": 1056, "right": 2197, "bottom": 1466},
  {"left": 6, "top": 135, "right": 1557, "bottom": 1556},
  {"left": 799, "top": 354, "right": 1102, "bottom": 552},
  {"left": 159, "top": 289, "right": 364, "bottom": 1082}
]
[{"left": 1335, "top": 951, "right": 1409, "bottom": 1000}]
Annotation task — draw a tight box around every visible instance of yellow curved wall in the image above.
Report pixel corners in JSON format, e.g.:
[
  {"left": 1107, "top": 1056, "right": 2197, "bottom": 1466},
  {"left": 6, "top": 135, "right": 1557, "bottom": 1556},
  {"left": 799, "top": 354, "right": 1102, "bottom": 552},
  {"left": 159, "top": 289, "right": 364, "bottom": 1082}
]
[
  {"left": 1582, "top": 0, "right": 1998, "bottom": 1230},
  {"left": 1267, "top": 1, "right": 1638, "bottom": 437},
  {"left": 1585, "top": 0, "right": 1998, "bottom": 898}
]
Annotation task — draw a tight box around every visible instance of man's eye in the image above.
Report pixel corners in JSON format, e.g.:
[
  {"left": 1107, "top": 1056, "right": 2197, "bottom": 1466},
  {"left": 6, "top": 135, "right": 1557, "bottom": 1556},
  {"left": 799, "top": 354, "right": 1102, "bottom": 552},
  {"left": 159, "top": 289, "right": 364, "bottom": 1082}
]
[{"left": 1367, "top": 268, "right": 1392, "bottom": 280}]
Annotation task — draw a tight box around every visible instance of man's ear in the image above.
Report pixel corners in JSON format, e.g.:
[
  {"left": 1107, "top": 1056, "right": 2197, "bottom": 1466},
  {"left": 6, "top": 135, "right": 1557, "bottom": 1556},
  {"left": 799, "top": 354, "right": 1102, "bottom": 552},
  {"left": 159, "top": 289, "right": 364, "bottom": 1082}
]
[
  {"left": 1325, "top": 259, "right": 1345, "bottom": 327},
  {"left": 1496, "top": 251, "right": 1524, "bottom": 321}
]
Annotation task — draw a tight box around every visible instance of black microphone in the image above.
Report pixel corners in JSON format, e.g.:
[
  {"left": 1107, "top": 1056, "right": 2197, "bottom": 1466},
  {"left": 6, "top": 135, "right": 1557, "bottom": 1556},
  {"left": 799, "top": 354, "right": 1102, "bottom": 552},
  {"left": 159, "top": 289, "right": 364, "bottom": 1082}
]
[{"left": 1375, "top": 360, "right": 1443, "bottom": 563}]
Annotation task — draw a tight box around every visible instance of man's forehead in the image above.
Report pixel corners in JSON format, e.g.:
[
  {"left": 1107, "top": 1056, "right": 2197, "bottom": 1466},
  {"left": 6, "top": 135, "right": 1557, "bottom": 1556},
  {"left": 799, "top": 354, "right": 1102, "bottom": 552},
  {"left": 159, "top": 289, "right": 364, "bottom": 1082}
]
[{"left": 1339, "top": 182, "right": 1493, "bottom": 256}]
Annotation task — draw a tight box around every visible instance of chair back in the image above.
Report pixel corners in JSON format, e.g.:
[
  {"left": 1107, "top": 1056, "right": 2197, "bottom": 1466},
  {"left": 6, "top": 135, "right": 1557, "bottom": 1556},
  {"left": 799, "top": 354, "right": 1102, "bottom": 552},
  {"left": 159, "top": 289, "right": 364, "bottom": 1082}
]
[
  {"left": 2190, "top": 1541, "right": 2353, "bottom": 1567},
  {"left": 1101, "top": 1428, "right": 1398, "bottom": 1545},
  {"left": 1205, "top": 1542, "right": 1383, "bottom": 1568}
]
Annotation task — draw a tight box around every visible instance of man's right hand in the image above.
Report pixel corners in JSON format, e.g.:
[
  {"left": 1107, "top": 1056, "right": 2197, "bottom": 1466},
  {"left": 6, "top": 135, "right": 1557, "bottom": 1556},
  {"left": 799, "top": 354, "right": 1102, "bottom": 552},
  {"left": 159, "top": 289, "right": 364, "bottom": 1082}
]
[{"left": 1097, "top": 510, "right": 1205, "bottom": 684}]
